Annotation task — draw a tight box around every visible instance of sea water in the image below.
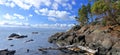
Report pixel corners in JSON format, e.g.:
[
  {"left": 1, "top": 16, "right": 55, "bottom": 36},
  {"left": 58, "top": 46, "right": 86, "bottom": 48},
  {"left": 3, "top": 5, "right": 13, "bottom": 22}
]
[{"left": 0, "top": 27, "right": 68, "bottom": 55}]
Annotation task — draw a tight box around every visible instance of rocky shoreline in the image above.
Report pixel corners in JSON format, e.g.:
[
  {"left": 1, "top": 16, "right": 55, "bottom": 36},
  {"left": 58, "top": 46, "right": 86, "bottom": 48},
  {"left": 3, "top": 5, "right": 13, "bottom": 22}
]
[{"left": 48, "top": 25, "right": 120, "bottom": 55}]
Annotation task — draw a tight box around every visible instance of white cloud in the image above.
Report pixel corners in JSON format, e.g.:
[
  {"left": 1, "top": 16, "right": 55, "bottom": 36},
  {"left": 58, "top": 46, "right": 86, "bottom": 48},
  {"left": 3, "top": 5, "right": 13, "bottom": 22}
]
[
  {"left": 39, "top": 8, "right": 48, "bottom": 15},
  {"left": 10, "top": 2, "right": 15, "bottom": 7},
  {"left": 54, "top": 0, "right": 68, "bottom": 4},
  {"left": 3, "top": 13, "right": 16, "bottom": 20},
  {"left": 36, "top": 8, "right": 75, "bottom": 22},
  {"left": 62, "top": 3, "right": 67, "bottom": 7},
  {"left": 48, "top": 17, "right": 57, "bottom": 22},
  {"left": 0, "top": 0, "right": 15, "bottom": 8},
  {"left": 72, "top": 0, "right": 76, "bottom": 5},
  {"left": 31, "top": 23, "right": 74, "bottom": 28},
  {"left": 13, "top": 13, "right": 25, "bottom": 19},
  {"left": 67, "top": 4, "right": 72, "bottom": 10},
  {"left": 34, "top": 10, "right": 40, "bottom": 15},
  {"left": 0, "top": 0, "right": 52, "bottom": 10},
  {"left": 52, "top": 2, "right": 58, "bottom": 10},
  {"left": 54, "top": 0, "right": 70, "bottom": 9},
  {"left": 0, "top": 20, "right": 28, "bottom": 26},
  {"left": 11, "top": 0, "right": 32, "bottom": 10},
  {"left": 38, "top": 8, "right": 71, "bottom": 19},
  {"left": 54, "top": 0, "right": 61, "bottom": 4},
  {"left": 24, "top": 0, "right": 51, "bottom": 8},
  {"left": 3, "top": 13, "right": 25, "bottom": 20},
  {"left": 0, "top": 0, "right": 5, "bottom": 4},
  {"left": 5, "top": 2, "right": 15, "bottom": 8},
  {"left": 29, "top": 14, "right": 33, "bottom": 17},
  {"left": 0, "top": 20, "right": 74, "bottom": 28}
]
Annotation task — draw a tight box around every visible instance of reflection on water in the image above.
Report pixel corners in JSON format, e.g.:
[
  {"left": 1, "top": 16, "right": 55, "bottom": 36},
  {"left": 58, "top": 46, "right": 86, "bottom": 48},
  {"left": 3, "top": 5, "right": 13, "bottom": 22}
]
[{"left": 0, "top": 27, "right": 70, "bottom": 55}]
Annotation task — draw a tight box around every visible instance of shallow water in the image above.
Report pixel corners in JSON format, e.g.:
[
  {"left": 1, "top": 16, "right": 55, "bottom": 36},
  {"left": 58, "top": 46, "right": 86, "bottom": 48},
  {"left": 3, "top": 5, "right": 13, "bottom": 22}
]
[{"left": 0, "top": 27, "right": 68, "bottom": 55}]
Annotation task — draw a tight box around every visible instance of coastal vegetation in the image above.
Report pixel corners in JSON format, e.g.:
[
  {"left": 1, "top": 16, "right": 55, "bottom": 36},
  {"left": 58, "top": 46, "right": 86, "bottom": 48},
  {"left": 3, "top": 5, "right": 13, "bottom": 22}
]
[
  {"left": 48, "top": 0, "right": 120, "bottom": 55},
  {"left": 76, "top": 0, "right": 120, "bottom": 26}
]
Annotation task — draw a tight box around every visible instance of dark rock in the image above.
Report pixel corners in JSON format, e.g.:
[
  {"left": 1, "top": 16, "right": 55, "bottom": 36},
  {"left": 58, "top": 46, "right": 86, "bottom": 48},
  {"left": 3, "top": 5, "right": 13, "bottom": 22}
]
[
  {"left": 16, "top": 35, "right": 27, "bottom": 38},
  {"left": 10, "top": 45, "right": 14, "bottom": 47},
  {"left": 48, "top": 32, "right": 64, "bottom": 43},
  {"left": 27, "top": 49, "right": 29, "bottom": 53},
  {"left": 71, "top": 25, "right": 81, "bottom": 31},
  {"left": 73, "top": 34, "right": 85, "bottom": 44},
  {"left": 32, "top": 32, "right": 38, "bottom": 34},
  {"left": 25, "top": 39, "right": 34, "bottom": 43},
  {"left": 97, "top": 47, "right": 108, "bottom": 55},
  {"left": 48, "top": 25, "right": 120, "bottom": 55},
  {"left": 8, "top": 33, "right": 27, "bottom": 39},
  {"left": 77, "top": 26, "right": 89, "bottom": 34},
  {"left": 8, "top": 39, "right": 13, "bottom": 40},
  {"left": 0, "top": 49, "right": 16, "bottom": 55},
  {"left": 9, "top": 33, "right": 20, "bottom": 38},
  {"left": 58, "top": 33, "right": 70, "bottom": 40},
  {"left": 66, "top": 36, "right": 74, "bottom": 45}
]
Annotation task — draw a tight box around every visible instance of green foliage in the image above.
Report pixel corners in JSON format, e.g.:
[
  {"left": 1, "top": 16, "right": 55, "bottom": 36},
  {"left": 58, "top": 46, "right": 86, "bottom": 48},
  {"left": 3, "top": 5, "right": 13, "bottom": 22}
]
[
  {"left": 91, "top": 0, "right": 109, "bottom": 15},
  {"left": 77, "top": 5, "right": 89, "bottom": 26},
  {"left": 76, "top": 0, "right": 120, "bottom": 26}
]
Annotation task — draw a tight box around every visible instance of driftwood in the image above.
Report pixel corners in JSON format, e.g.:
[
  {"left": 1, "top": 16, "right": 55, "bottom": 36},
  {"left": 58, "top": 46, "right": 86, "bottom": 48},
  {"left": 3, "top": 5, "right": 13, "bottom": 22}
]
[
  {"left": 38, "top": 43, "right": 98, "bottom": 55},
  {"left": 56, "top": 43, "right": 98, "bottom": 54},
  {"left": 38, "top": 44, "right": 74, "bottom": 51}
]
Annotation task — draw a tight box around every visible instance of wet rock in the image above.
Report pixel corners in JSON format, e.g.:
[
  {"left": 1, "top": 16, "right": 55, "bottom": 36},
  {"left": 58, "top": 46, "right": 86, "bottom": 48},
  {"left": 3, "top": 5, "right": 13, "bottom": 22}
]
[
  {"left": 8, "top": 39, "right": 13, "bottom": 40},
  {"left": 32, "top": 32, "right": 38, "bottom": 34},
  {"left": 48, "top": 32, "right": 64, "bottom": 43},
  {"left": 10, "top": 45, "right": 14, "bottom": 47},
  {"left": 27, "top": 49, "right": 29, "bottom": 53},
  {"left": 25, "top": 39, "right": 34, "bottom": 43},
  {"left": 9, "top": 33, "right": 20, "bottom": 38},
  {"left": 8, "top": 33, "right": 27, "bottom": 39},
  {"left": 0, "top": 49, "right": 16, "bottom": 55}
]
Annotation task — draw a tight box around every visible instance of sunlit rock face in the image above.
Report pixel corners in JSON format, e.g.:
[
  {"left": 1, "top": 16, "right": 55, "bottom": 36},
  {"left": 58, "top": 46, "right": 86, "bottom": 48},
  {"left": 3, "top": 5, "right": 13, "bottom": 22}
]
[{"left": 48, "top": 25, "right": 120, "bottom": 55}]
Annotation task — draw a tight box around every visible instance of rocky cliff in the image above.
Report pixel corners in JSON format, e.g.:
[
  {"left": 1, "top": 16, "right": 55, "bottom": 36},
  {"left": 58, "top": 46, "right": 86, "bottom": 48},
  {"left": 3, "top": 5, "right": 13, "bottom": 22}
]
[{"left": 48, "top": 25, "right": 120, "bottom": 55}]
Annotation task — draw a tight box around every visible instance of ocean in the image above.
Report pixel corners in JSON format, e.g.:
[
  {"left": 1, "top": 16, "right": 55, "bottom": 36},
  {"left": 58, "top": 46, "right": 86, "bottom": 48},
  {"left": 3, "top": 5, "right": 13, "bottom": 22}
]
[{"left": 0, "top": 27, "right": 69, "bottom": 55}]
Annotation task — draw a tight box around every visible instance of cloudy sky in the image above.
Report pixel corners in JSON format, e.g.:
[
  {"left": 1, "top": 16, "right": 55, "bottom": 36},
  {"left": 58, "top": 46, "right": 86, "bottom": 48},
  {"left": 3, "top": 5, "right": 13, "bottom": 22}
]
[{"left": 0, "top": 0, "right": 88, "bottom": 28}]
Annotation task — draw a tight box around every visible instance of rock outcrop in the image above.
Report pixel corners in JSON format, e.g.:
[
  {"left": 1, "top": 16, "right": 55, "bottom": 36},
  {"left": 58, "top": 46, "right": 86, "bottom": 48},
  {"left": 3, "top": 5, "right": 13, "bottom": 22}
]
[
  {"left": 8, "top": 33, "right": 27, "bottom": 39},
  {"left": 48, "top": 25, "right": 120, "bottom": 55},
  {"left": 0, "top": 49, "right": 16, "bottom": 55}
]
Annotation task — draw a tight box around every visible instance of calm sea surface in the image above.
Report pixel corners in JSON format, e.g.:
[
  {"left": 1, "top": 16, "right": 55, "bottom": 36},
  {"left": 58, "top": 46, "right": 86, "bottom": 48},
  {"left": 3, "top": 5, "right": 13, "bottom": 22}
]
[{"left": 0, "top": 27, "right": 69, "bottom": 55}]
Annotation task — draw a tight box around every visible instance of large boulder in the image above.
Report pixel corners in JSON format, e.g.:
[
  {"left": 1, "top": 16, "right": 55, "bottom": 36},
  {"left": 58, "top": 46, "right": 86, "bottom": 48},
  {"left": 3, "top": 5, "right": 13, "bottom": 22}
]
[
  {"left": 8, "top": 33, "right": 27, "bottom": 39},
  {"left": 9, "top": 33, "right": 20, "bottom": 38},
  {"left": 110, "top": 41, "right": 120, "bottom": 55},
  {"left": 0, "top": 49, "right": 16, "bottom": 55},
  {"left": 65, "top": 36, "right": 74, "bottom": 45},
  {"left": 101, "top": 37, "right": 113, "bottom": 50},
  {"left": 73, "top": 34, "right": 85, "bottom": 44}
]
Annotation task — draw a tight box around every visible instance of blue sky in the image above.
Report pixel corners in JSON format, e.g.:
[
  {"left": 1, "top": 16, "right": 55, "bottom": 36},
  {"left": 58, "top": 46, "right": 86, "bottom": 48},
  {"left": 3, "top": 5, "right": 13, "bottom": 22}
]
[{"left": 0, "top": 0, "right": 89, "bottom": 28}]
